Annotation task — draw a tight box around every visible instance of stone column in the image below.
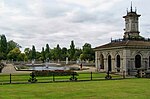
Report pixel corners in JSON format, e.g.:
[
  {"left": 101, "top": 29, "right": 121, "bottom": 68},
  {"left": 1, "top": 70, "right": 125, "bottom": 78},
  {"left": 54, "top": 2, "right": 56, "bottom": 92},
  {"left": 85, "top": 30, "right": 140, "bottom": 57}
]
[
  {"left": 122, "top": 49, "right": 130, "bottom": 75},
  {"left": 95, "top": 51, "right": 98, "bottom": 69},
  {"left": 104, "top": 58, "right": 107, "bottom": 72},
  {"left": 112, "top": 58, "right": 115, "bottom": 72}
]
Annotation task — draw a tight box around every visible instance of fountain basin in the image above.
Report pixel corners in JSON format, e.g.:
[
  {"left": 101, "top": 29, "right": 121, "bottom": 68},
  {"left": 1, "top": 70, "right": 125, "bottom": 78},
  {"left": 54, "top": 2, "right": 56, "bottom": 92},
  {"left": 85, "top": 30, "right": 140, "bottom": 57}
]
[{"left": 29, "top": 66, "right": 70, "bottom": 71}]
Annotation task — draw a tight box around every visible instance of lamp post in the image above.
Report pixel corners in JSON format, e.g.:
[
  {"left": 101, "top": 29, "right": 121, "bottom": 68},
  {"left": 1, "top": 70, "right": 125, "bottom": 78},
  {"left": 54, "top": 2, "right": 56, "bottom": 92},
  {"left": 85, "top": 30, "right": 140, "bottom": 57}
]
[{"left": 105, "top": 70, "right": 112, "bottom": 80}]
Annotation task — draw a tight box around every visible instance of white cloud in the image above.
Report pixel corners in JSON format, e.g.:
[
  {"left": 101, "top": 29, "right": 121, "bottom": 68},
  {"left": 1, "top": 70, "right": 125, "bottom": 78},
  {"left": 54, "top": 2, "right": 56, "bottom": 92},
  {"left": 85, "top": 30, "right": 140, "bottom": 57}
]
[{"left": 0, "top": 0, "right": 150, "bottom": 51}]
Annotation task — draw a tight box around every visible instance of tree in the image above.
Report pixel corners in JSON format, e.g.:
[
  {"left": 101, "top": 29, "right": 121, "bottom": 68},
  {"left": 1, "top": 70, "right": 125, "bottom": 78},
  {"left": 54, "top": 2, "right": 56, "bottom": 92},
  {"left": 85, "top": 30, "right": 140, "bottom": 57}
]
[
  {"left": 74, "top": 48, "right": 82, "bottom": 60},
  {"left": 0, "top": 53, "right": 6, "bottom": 60},
  {"left": 69, "top": 40, "right": 75, "bottom": 60},
  {"left": 56, "top": 44, "right": 61, "bottom": 60},
  {"left": 31, "top": 45, "right": 36, "bottom": 60},
  {"left": 45, "top": 44, "right": 50, "bottom": 60},
  {"left": 61, "top": 47, "right": 68, "bottom": 61},
  {"left": 17, "top": 53, "right": 27, "bottom": 61},
  {"left": 7, "top": 40, "right": 21, "bottom": 53},
  {"left": 0, "top": 35, "right": 7, "bottom": 60},
  {"left": 50, "top": 49, "right": 55, "bottom": 60},
  {"left": 24, "top": 48, "right": 30, "bottom": 59},
  {"left": 7, "top": 48, "right": 21, "bottom": 61},
  {"left": 0, "top": 35, "right": 7, "bottom": 53},
  {"left": 36, "top": 51, "right": 41, "bottom": 61},
  {"left": 51, "top": 44, "right": 61, "bottom": 61},
  {"left": 80, "top": 43, "right": 95, "bottom": 61},
  {"left": 41, "top": 47, "right": 45, "bottom": 62}
]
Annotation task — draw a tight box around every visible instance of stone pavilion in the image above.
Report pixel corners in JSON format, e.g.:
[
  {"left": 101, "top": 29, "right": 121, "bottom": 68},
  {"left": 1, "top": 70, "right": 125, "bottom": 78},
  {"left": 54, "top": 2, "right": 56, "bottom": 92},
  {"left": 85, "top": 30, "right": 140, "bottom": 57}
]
[{"left": 94, "top": 4, "right": 150, "bottom": 75}]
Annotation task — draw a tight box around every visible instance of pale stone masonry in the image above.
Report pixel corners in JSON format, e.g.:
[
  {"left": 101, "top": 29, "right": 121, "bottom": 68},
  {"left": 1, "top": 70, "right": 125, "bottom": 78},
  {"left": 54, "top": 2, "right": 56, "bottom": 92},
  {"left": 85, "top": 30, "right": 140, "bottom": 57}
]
[{"left": 94, "top": 4, "right": 150, "bottom": 75}]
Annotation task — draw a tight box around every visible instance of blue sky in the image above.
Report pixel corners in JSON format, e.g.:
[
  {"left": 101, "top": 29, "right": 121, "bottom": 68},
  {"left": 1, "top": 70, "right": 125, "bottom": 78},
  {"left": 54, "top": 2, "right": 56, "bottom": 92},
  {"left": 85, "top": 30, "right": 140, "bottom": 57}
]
[{"left": 0, "top": 0, "right": 150, "bottom": 51}]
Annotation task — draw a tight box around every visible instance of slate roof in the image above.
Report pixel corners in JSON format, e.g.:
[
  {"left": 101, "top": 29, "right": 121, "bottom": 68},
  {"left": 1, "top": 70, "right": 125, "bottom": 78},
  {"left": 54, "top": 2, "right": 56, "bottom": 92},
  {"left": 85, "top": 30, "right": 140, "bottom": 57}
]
[{"left": 94, "top": 40, "right": 150, "bottom": 50}]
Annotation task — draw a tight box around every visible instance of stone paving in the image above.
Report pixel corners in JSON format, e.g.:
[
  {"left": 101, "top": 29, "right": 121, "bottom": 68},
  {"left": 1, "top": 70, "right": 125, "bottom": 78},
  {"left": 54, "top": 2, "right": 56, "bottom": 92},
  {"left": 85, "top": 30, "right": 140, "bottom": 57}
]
[
  {"left": 2, "top": 64, "right": 16, "bottom": 73},
  {"left": 2, "top": 64, "right": 31, "bottom": 74}
]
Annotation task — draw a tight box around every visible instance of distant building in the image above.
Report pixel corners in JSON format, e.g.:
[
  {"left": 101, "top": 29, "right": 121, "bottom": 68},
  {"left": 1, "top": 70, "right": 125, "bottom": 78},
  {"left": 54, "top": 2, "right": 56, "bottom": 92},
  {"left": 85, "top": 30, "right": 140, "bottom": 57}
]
[{"left": 94, "top": 4, "right": 150, "bottom": 75}]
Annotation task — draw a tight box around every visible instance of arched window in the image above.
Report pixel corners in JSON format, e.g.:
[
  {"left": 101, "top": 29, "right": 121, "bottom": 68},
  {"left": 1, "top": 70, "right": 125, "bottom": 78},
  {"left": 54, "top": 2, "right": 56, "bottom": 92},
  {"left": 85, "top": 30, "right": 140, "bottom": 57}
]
[
  {"left": 108, "top": 55, "right": 112, "bottom": 71},
  {"left": 100, "top": 54, "right": 104, "bottom": 69},
  {"left": 149, "top": 56, "right": 150, "bottom": 68},
  {"left": 135, "top": 55, "right": 141, "bottom": 68},
  {"left": 116, "top": 55, "right": 120, "bottom": 72}
]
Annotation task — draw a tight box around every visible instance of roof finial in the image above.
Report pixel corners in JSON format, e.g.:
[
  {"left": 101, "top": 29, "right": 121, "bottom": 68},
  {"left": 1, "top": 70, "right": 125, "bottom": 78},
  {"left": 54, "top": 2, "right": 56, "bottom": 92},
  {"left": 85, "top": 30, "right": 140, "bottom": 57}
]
[
  {"left": 135, "top": 7, "right": 137, "bottom": 12},
  {"left": 126, "top": 8, "right": 128, "bottom": 13},
  {"left": 130, "top": 1, "right": 133, "bottom": 12}
]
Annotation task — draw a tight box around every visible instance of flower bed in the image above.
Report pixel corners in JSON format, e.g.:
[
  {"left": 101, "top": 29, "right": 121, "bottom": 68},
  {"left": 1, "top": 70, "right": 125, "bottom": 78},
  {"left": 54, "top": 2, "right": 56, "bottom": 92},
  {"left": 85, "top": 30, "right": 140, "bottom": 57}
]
[{"left": 33, "top": 70, "right": 78, "bottom": 76}]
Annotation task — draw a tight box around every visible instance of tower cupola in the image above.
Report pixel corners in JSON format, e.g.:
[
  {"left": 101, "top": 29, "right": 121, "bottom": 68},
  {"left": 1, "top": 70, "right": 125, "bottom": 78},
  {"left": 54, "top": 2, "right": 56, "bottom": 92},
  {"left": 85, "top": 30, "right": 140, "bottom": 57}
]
[{"left": 123, "top": 3, "right": 141, "bottom": 39}]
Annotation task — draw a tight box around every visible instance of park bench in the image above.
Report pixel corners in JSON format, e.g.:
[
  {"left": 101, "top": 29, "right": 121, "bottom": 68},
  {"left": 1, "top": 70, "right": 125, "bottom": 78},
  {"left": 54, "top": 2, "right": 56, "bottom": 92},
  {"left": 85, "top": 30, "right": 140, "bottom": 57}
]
[
  {"left": 135, "top": 69, "right": 150, "bottom": 78},
  {"left": 28, "top": 70, "right": 78, "bottom": 83},
  {"left": 145, "top": 71, "right": 150, "bottom": 78}
]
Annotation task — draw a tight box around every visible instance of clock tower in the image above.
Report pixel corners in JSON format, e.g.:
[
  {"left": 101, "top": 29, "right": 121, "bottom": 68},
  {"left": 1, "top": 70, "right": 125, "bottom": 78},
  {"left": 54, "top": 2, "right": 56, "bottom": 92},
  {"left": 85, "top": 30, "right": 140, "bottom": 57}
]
[{"left": 123, "top": 3, "right": 141, "bottom": 39}]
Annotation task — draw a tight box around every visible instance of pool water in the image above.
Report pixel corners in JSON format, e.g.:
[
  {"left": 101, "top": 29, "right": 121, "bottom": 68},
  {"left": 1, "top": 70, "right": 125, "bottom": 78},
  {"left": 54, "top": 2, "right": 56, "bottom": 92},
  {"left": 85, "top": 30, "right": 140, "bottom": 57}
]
[{"left": 29, "top": 66, "right": 70, "bottom": 71}]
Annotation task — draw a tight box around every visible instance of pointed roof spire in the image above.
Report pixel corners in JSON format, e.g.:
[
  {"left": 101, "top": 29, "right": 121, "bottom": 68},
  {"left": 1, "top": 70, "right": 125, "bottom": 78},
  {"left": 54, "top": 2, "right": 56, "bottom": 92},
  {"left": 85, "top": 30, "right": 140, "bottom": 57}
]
[
  {"left": 135, "top": 7, "right": 137, "bottom": 12},
  {"left": 126, "top": 8, "right": 128, "bottom": 13},
  {"left": 130, "top": 1, "right": 133, "bottom": 12}
]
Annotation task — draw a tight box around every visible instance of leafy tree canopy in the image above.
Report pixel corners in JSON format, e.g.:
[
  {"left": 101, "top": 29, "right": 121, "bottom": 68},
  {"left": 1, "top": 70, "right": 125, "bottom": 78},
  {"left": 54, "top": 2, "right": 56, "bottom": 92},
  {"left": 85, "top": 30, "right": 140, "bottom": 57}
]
[
  {"left": 7, "top": 48, "right": 21, "bottom": 61},
  {"left": 31, "top": 45, "right": 36, "bottom": 60},
  {"left": 0, "top": 34, "right": 7, "bottom": 53},
  {"left": 7, "top": 40, "right": 21, "bottom": 53}
]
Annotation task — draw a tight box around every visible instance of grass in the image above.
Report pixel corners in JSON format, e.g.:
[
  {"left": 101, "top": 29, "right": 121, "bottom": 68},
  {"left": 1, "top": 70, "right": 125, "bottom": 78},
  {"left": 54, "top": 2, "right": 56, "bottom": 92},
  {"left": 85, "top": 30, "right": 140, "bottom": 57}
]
[
  {"left": 0, "top": 73, "right": 29, "bottom": 83},
  {"left": 0, "top": 72, "right": 121, "bottom": 83},
  {"left": 0, "top": 78, "right": 150, "bottom": 99}
]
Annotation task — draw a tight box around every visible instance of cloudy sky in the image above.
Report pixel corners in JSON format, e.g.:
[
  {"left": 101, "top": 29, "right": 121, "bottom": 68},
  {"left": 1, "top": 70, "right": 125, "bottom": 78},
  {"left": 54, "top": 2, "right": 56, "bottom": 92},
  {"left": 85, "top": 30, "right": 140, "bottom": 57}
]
[{"left": 0, "top": 0, "right": 150, "bottom": 51}]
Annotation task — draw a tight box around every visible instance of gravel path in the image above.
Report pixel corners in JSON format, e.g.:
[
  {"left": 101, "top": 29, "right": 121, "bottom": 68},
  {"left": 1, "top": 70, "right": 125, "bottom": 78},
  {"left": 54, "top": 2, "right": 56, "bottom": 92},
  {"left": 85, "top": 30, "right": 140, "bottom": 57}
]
[
  {"left": 2, "top": 64, "right": 16, "bottom": 73},
  {"left": 69, "top": 64, "right": 96, "bottom": 72},
  {"left": 2, "top": 64, "right": 31, "bottom": 74}
]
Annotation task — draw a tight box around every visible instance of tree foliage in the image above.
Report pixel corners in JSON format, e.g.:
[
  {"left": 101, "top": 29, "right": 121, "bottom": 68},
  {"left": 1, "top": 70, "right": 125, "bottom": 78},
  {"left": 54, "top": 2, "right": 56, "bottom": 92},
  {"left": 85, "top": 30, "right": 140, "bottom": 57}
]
[
  {"left": 51, "top": 44, "right": 61, "bottom": 61},
  {"left": 45, "top": 44, "right": 50, "bottom": 60},
  {"left": 7, "top": 48, "right": 21, "bottom": 61},
  {"left": 74, "top": 48, "right": 82, "bottom": 60},
  {"left": 61, "top": 47, "right": 68, "bottom": 61},
  {"left": 0, "top": 35, "right": 7, "bottom": 53},
  {"left": 0, "top": 34, "right": 22, "bottom": 60},
  {"left": 0, "top": 34, "right": 95, "bottom": 62},
  {"left": 0, "top": 35, "right": 7, "bottom": 60},
  {"left": 69, "top": 40, "right": 75, "bottom": 60},
  {"left": 18, "top": 53, "right": 27, "bottom": 61},
  {"left": 31, "top": 45, "right": 36, "bottom": 60},
  {"left": 36, "top": 51, "right": 41, "bottom": 61},
  {"left": 56, "top": 44, "right": 61, "bottom": 60},
  {"left": 7, "top": 40, "right": 21, "bottom": 53},
  {"left": 80, "top": 43, "right": 95, "bottom": 61},
  {"left": 24, "top": 48, "right": 32, "bottom": 61},
  {"left": 41, "top": 47, "right": 45, "bottom": 62}
]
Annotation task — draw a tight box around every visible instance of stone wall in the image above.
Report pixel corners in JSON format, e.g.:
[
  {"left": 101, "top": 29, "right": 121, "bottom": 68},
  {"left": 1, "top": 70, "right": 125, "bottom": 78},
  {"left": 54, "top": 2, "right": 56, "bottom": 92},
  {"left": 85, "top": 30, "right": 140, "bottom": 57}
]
[{"left": 95, "top": 48, "right": 150, "bottom": 75}]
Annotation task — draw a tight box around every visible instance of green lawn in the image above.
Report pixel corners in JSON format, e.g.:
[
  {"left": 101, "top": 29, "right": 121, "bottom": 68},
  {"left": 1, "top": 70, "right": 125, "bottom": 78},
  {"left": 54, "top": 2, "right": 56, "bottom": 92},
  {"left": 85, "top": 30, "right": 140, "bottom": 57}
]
[
  {"left": 0, "top": 78, "right": 150, "bottom": 99},
  {"left": 0, "top": 72, "right": 121, "bottom": 83}
]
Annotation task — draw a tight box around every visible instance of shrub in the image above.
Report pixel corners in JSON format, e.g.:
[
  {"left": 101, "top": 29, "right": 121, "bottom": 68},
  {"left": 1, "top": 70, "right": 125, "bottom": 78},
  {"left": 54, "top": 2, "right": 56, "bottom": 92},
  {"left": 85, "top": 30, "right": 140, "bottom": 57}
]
[{"left": 32, "top": 70, "right": 78, "bottom": 76}]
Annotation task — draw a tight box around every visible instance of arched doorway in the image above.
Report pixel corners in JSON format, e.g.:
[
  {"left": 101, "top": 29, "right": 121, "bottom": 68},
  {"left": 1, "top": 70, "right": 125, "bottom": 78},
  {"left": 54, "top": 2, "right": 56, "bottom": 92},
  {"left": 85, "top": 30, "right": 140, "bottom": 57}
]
[
  {"left": 135, "top": 55, "right": 141, "bottom": 68},
  {"left": 108, "top": 55, "right": 112, "bottom": 71},
  {"left": 100, "top": 54, "right": 104, "bottom": 69},
  {"left": 116, "top": 55, "right": 120, "bottom": 72}
]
